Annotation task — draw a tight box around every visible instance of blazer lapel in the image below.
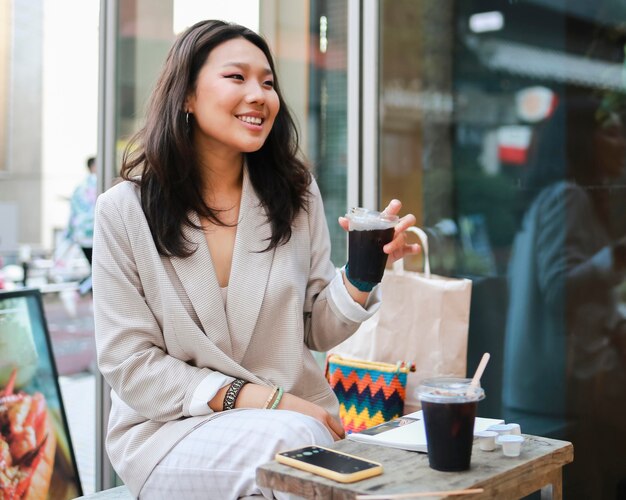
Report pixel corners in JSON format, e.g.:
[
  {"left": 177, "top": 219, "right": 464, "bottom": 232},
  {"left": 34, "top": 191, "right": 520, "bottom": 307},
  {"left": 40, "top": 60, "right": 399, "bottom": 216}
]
[
  {"left": 226, "top": 167, "right": 275, "bottom": 362},
  {"left": 170, "top": 212, "right": 233, "bottom": 356}
]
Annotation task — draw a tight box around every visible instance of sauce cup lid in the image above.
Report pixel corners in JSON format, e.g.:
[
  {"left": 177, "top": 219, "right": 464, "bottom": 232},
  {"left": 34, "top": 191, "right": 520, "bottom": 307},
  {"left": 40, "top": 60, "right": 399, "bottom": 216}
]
[
  {"left": 474, "top": 430, "right": 498, "bottom": 438},
  {"left": 487, "top": 423, "right": 514, "bottom": 433},
  {"left": 496, "top": 434, "right": 524, "bottom": 444}
]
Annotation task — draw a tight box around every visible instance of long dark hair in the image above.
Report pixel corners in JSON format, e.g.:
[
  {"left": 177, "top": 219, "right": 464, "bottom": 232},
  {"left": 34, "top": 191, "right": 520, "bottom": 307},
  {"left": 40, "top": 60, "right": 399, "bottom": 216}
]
[{"left": 120, "top": 20, "right": 311, "bottom": 256}]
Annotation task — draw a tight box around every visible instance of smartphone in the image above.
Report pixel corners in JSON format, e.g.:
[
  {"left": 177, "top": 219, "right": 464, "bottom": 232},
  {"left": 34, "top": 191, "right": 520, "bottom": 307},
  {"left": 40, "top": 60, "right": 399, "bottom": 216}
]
[{"left": 275, "top": 445, "right": 383, "bottom": 483}]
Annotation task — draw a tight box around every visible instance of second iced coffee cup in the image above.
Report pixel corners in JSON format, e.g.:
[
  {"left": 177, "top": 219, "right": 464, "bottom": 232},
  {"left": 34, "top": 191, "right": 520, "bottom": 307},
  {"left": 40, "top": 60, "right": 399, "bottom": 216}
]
[
  {"left": 346, "top": 207, "right": 399, "bottom": 283},
  {"left": 418, "top": 377, "right": 485, "bottom": 472}
]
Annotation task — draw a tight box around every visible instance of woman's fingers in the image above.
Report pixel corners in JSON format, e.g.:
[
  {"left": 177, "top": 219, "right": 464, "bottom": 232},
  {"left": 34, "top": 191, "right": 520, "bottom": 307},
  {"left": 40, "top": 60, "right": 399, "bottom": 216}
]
[
  {"left": 383, "top": 213, "right": 418, "bottom": 259},
  {"left": 381, "top": 198, "right": 402, "bottom": 216},
  {"left": 280, "top": 393, "right": 346, "bottom": 441},
  {"left": 327, "top": 415, "right": 346, "bottom": 441},
  {"left": 339, "top": 201, "right": 419, "bottom": 263},
  {"left": 327, "top": 426, "right": 342, "bottom": 441},
  {"left": 397, "top": 212, "right": 416, "bottom": 231}
]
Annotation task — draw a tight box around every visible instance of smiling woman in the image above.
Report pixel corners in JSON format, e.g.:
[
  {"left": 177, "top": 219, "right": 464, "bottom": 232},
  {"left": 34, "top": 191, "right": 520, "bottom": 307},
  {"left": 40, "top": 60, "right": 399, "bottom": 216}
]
[{"left": 93, "top": 19, "right": 418, "bottom": 499}]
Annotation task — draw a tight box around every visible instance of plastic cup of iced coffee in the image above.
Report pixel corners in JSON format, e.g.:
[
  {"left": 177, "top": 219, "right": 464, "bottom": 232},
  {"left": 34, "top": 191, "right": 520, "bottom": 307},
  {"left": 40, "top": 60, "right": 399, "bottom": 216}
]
[
  {"left": 417, "top": 377, "right": 485, "bottom": 472},
  {"left": 345, "top": 208, "right": 399, "bottom": 283}
]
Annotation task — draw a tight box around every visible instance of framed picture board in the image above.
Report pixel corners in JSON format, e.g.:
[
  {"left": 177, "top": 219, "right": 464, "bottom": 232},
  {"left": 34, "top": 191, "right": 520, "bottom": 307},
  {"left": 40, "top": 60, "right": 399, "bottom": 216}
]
[{"left": 0, "top": 288, "right": 83, "bottom": 499}]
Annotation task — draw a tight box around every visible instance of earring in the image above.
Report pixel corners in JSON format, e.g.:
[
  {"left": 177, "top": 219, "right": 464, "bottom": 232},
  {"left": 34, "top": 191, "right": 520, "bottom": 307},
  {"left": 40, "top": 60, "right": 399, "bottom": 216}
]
[{"left": 185, "top": 111, "right": 191, "bottom": 133}]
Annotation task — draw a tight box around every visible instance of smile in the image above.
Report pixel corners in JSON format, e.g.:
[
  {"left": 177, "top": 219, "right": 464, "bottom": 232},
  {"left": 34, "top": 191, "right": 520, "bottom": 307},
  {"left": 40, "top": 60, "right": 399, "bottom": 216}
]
[{"left": 237, "top": 115, "right": 263, "bottom": 125}]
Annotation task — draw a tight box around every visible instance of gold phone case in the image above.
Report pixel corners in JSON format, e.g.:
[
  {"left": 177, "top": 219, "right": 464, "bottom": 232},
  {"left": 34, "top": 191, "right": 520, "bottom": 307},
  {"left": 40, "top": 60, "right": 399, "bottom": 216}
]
[{"left": 275, "top": 445, "right": 384, "bottom": 483}]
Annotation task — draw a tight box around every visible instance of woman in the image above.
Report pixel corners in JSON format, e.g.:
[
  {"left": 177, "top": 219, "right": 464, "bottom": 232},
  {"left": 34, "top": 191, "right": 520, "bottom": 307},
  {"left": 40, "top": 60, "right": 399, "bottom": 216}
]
[{"left": 93, "top": 20, "right": 418, "bottom": 499}]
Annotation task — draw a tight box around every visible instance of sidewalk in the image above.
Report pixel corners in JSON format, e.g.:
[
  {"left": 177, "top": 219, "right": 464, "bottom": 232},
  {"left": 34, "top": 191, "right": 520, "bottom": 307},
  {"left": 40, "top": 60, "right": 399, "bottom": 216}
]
[
  {"left": 43, "top": 290, "right": 97, "bottom": 376},
  {"left": 59, "top": 372, "right": 96, "bottom": 495}
]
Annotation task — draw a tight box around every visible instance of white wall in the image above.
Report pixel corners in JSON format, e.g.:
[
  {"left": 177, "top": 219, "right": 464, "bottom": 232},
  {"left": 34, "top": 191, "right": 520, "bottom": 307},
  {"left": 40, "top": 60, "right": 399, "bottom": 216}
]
[
  {"left": 42, "top": 0, "right": 99, "bottom": 250},
  {"left": 173, "top": 0, "right": 259, "bottom": 34}
]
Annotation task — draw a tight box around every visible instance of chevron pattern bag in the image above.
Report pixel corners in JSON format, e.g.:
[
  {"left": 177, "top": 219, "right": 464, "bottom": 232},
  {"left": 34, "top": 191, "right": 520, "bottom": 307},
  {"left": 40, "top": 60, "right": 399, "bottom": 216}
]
[{"left": 326, "top": 354, "right": 415, "bottom": 433}]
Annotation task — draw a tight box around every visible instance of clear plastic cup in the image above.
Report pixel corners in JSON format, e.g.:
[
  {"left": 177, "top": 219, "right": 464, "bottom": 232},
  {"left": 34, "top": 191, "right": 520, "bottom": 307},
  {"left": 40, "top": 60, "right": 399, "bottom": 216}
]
[
  {"left": 417, "top": 377, "right": 485, "bottom": 471},
  {"left": 345, "top": 208, "right": 398, "bottom": 283}
]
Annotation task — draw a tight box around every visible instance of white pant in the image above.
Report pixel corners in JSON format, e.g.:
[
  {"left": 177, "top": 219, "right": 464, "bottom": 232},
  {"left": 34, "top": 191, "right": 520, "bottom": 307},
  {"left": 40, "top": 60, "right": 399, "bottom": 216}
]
[{"left": 140, "top": 409, "right": 334, "bottom": 500}]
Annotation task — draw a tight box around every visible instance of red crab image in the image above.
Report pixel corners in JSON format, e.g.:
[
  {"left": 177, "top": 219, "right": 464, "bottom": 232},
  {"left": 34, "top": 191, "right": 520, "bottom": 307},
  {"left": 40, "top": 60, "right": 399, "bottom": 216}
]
[{"left": 0, "top": 368, "right": 56, "bottom": 499}]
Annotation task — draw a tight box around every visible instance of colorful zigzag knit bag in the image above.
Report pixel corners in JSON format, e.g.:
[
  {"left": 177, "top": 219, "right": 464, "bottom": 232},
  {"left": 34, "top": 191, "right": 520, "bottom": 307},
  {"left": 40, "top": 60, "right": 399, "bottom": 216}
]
[{"left": 325, "top": 354, "right": 415, "bottom": 433}]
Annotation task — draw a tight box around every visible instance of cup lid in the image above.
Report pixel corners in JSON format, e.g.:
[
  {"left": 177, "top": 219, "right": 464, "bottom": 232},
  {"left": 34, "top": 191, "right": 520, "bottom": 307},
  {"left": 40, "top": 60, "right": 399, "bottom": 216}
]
[
  {"left": 496, "top": 434, "right": 524, "bottom": 444},
  {"left": 417, "top": 377, "right": 485, "bottom": 403},
  {"left": 346, "top": 207, "right": 399, "bottom": 230}
]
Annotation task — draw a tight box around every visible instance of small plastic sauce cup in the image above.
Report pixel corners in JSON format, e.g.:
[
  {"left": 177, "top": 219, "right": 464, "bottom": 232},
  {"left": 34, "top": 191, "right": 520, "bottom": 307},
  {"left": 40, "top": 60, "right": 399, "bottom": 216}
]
[
  {"left": 496, "top": 434, "right": 525, "bottom": 457},
  {"left": 507, "top": 423, "right": 521, "bottom": 435},
  {"left": 486, "top": 423, "right": 514, "bottom": 445},
  {"left": 475, "top": 430, "right": 498, "bottom": 451}
]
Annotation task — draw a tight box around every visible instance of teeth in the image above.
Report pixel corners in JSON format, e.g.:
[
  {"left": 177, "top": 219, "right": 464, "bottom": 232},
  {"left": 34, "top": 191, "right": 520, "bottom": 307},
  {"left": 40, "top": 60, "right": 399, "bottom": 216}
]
[{"left": 238, "top": 115, "right": 262, "bottom": 125}]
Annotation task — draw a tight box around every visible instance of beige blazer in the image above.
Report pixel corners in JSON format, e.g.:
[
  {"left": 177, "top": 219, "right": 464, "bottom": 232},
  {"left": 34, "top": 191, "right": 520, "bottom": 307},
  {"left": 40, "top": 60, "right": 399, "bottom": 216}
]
[{"left": 92, "top": 169, "right": 363, "bottom": 496}]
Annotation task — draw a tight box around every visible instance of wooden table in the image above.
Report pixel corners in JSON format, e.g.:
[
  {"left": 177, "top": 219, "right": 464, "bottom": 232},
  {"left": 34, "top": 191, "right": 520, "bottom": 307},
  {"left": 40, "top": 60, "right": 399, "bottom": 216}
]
[{"left": 257, "top": 434, "right": 573, "bottom": 499}]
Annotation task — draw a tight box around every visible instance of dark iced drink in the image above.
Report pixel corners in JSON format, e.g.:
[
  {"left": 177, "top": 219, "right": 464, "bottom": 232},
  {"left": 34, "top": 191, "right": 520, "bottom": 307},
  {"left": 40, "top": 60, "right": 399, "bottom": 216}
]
[
  {"left": 421, "top": 400, "right": 477, "bottom": 471},
  {"left": 418, "top": 378, "right": 485, "bottom": 472},
  {"left": 348, "top": 227, "right": 395, "bottom": 282},
  {"left": 346, "top": 208, "right": 398, "bottom": 283}
]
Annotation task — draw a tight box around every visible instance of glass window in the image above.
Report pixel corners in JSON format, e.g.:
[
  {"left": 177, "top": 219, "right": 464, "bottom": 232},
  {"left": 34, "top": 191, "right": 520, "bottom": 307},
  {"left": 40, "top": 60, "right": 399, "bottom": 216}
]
[
  {"left": 1, "top": 0, "right": 101, "bottom": 495},
  {"left": 111, "top": 1, "right": 349, "bottom": 269},
  {"left": 95, "top": 0, "right": 350, "bottom": 485},
  {"left": 260, "top": 0, "right": 349, "bottom": 265},
  {"left": 306, "top": 0, "right": 349, "bottom": 265},
  {"left": 380, "top": 1, "right": 626, "bottom": 497}
]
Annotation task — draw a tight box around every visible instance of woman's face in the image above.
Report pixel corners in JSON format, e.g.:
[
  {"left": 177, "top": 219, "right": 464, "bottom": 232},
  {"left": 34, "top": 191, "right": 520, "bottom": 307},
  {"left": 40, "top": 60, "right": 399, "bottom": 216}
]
[{"left": 186, "top": 37, "right": 280, "bottom": 158}]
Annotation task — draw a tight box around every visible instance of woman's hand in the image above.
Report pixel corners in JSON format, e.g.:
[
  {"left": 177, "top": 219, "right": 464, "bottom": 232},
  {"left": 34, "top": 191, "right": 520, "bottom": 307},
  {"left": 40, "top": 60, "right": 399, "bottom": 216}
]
[
  {"left": 338, "top": 199, "right": 420, "bottom": 264},
  {"left": 277, "top": 393, "right": 346, "bottom": 441},
  {"left": 211, "top": 384, "right": 345, "bottom": 441}
]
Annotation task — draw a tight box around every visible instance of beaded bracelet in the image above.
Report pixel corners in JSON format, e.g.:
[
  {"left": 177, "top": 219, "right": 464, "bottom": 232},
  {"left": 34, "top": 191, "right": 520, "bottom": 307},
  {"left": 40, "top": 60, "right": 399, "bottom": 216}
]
[
  {"left": 263, "top": 386, "right": 279, "bottom": 409},
  {"left": 222, "top": 378, "right": 248, "bottom": 411},
  {"left": 270, "top": 387, "right": 284, "bottom": 410}
]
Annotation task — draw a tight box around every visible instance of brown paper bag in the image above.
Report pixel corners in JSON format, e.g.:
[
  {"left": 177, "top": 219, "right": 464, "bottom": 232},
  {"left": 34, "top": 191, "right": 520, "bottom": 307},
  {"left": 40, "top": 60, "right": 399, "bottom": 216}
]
[{"left": 330, "top": 227, "right": 472, "bottom": 412}]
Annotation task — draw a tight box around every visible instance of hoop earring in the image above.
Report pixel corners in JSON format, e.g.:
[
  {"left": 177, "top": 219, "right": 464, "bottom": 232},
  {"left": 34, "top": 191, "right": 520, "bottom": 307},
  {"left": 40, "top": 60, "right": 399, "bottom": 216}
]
[{"left": 185, "top": 112, "right": 191, "bottom": 133}]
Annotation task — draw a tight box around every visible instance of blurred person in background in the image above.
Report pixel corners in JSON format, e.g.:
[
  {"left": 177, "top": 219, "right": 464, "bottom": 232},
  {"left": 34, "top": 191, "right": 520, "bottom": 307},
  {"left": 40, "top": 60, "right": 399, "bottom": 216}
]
[
  {"left": 502, "top": 96, "right": 626, "bottom": 499},
  {"left": 66, "top": 156, "right": 97, "bottom": 267}
]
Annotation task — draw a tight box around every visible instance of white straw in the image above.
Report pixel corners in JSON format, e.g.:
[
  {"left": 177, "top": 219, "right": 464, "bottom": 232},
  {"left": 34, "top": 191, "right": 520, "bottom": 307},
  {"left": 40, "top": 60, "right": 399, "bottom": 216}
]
[{"left": 468, "top": 352, "right": 490, "bottom": 394}]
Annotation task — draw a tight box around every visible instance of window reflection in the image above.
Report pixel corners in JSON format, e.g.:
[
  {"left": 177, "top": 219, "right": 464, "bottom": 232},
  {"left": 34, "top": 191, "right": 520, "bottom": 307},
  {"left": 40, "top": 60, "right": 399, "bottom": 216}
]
[
  {"left": 381, "top": 1, "right": 626, "bottom": 497},
  {"left": 308, "top": 0, "right": 348, "bottom": 265},
  {"left": 113, "top": 1, "right": 349, "bottom": 269},
  {"left": 504, "top": 95, "right": 626, "bottom": 500}
]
